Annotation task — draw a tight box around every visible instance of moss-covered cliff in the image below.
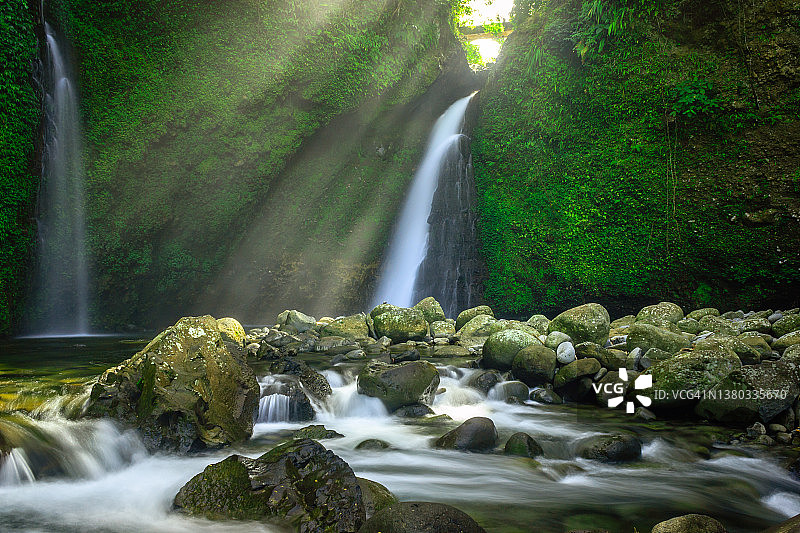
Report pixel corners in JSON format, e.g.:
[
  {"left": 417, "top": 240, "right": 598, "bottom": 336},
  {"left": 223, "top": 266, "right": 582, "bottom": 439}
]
[
  {"left": 38, "top": 0, "right": 473, "bottom": 329},
  {"left": 473, "top": 0, "right": 800, "bottom": 317},
  {"left": 0, "top": 0, "right": 39, "bottom": 336}
]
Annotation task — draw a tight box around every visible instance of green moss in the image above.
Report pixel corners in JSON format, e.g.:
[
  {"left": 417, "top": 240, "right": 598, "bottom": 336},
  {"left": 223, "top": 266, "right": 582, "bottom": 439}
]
[
  {"left": 472, "top": 0, "right": 800, "bottom": 317},
  {"left": 0, "top": 0, "right": 39, "bottom": 336}
]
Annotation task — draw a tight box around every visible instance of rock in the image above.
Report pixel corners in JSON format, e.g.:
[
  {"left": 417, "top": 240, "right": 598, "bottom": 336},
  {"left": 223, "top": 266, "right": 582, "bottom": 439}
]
[
  {"left": 432, "top": 345, "right": 471, "bottom": 357},
  {"left": 276, "top": 310, "right": 317, "bottom": 334},
  {"left": 473, "top": 319, "right": 540, "bottom": 338},
  {"left": 456, "top": 306, "right": 495, "bottom": 331},
  {"left": 677, "top": 318, "right": 702, "bottom": 335},
  {"left": 531, "top": 387, "right": 563, "bottom": 404},
  {"left": 548, "top": 303, "right": 610, "bottom": 345},
  {"left": 86, "top": 316, "right": 260, "bottom": 452},
  {"left": 355, "top": 439, "right": 392, "bottom": 450},
  {"left": 783, "top": 344, "right": 800, "bottom": 364},
  {"left": 773, "top": 314, "right": 800, "bottom": 337},
  {"left": 292, "top": 425, "right": 344, "bottom": 440},
  {"left": 694, "top": 336, "right": 761, "bottom": 365},
  {"left": 358, "top": 502, "right": 486, "bottom": 533},
  {"left": 754, "top": 434, "right": 775, "bottom": 446},
  {"left": 527, "top": 314, "right": 550, "bottom": 334},
  {"left": 372, "top": 306, "right": 429, "bottom": 342},
  {"left": 457, "top": 314, "right": 496, "bottom": 338},
  {"left": 504, "top": 432, "right": 543, "bottom": 458},
  {"left": 467, "top": 370, "right": 503, "bottom": 394},
  {"left": 578, "top": 434, "right": 642, "bottom": 462},
  {"left": 257, "top": 377, "right": 315, "bottom": 422},
  {"left": 430, "top": 320, "right": 456, "bottom": 338},
  {"left": 545, "top": 331, "right": 572, "bottom": 350},
  {"left": 747, "top": 422, "right": 767, "bottom": 437},
  {"left": 721, "top": 310, "right": 745, "bottom": 320},
  {"left": 413, "top": 297, "right": 447, "bottom": 324},
  {"left": 774, "top": 331, "right": 800, "bottom": 353},
  {"left": 762, "top": 513, "right": 800, "bottom": 533},
  {"left": 556, "top": 341, "right": 577, "bottom": 364},
  {"left": 319, "top": 313, "right": 370, "bottom": 339},
  {"left": 489, "top": 381, "right": 529, "bottom": 403},
  {"left": 737, "top": 335, "right": 773, "bottom": 360},
  {"left": 482, "top": 329, "right": 539, "bottom": 371},
  {"left": 391, "top": 349, "right": 420, "bottom": 364},
  {"left": 646, "top": 350, "right": 741, "bottom": 409},
  {"left": 216, "top": 317, "right": 246, "bottom": 345},
  {"left": 641, "top": 348, "right": 673, "bottom": 368},
  {"left": 635, "top": 407, "right": 657, "bottom": 421},
  {"left": 698, "top": 315, "right": 739, "bottom": 336},
  {"left": 393, "top": 403, "right": 435, "bottom": 418},
  {"left": 594, "top": 371, "right": 632, "bottom": 407},
  {"left": 512, "top": 345, "right": 557, "bottom": 386},
  {"left": 768, "top": 423, "right": 787, "bottom": 434},
  {"left": 650, "top": 514, "right": 726, "bottom": 533},
  {"left": 768, "top": 312, "right": 783, "bottom": 323},
  {"left": 739, "top": 317, "right": 772, "bottom": 334},
  {"left": 687, "top": 308, "right": 721, "bottom": 321},
  {"left": 695, "top": 361, "right": 800, "bottom": 424},
  {"left": 357, "top": 478, "right": 398, "bottom": 519},
  {"left": 627, "top": 323, "right": 690, "bottom": 355},
  {"left": 173, "top": 439, "right": 364, "bottom": 530},
  {"left": 610, "top": 315, "right": 636, "bottom": 329},
  {"left": 268, "top": 357, "right": 332, "bottom": 400},
  {"left": 575, "top": 342, "right": 628, "bottom": 370},
  {"left": 636, "top": 302, "right": 684, "bottom": 325},
  {"left": 357, "top": 360, "right": 439, "bottom": 412},
  {"left": 554, "top": 358, "right": 602, "bottom": 389},
  {"left": 434, "top": 417, "right": 498, "bottom": 452}
]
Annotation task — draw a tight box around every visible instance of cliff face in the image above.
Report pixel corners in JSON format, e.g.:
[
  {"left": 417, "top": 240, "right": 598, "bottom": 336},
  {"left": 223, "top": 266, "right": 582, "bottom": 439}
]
[
  {"left": 0, "top": 0, "right": 39, "bottom": 336},
  {"left": 472, "top": 0, "right": 800, "bottom": 317},
  {"left": 31, "top": 0, "right": 475, "bottom": 328}
]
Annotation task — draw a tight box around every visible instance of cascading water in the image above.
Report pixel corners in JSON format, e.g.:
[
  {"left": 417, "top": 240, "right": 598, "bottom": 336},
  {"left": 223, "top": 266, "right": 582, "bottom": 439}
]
[
  {"left": 28, "top": 15, "right": 90, "bottom": 335},
  {"left": 372, "top": 93, "right": 477, "bottom": 311}
]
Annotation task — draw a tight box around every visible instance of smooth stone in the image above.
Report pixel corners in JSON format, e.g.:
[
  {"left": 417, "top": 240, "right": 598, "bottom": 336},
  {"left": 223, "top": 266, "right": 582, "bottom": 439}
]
[
  {"left": 434, "top": 417, "right": 498, "bottom": 452},
  {"left": 556, "top": 342, "right": 577, "bottom": 364},
  {"left": 578, "top": 434, "right": 642, "bottom": 463},
  {"left": 504, "top": 432, "right": 543, "bottom": 458}
]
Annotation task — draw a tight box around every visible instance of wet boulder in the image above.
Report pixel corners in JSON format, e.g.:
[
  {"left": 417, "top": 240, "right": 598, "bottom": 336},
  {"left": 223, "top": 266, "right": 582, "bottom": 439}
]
[
  {"left": 372, "top": 306, "right": 428, "bottom": 342},
  {"left": 86, "top": 316, "right": 260, "bottom": 452},
  {"left": 292, "top": 425, "right": 344, "bottom": 440},
  {"left": 554, "top": 358, "right": 602, "bottom": 389},
  {"left": 393, "top": 403, "right": 435, "bottom": 417},
  {"left": 357, "top": 360, "right": 439, "bottom": 412},
  {"left": 456, "top": 305, "right": 495, "bottom": 331},
  {"left": 512, "top": 344, "right": 557, "bottom": 386},
  {"left": 645, "top": 350, "right": 741, "bottom": 409},
  {"left": 547, "top": 303, "right": 610, "bottom": 345},
  {"left": 578, "top": 434, "right": 642, "bottom": 463},
  {"left": 504, "top": 432, "right": 543, "bottom": 458},
  {"left": 357, "top": 478, "right": 398, "bottom": 519},
  {"left": 173, "top": 439, "right": 364, "bottom": 531},
  {"left": 650, "top": 514, "right": 727, "bottom": 533},
  {"left": 256, "top": 376, "right": 314, "bottom": 422},
  {"left": 466, "top": 370, "right": 503, "bottom": 394},
  {"left": 358, "top": 502, "right": 487, "bottom": 533},
  {"left": 413, "top": 297, "right": 446, "bottom": 324},
  {"left": 575, "top": 342, "right": 628, "bottom": 370},
  {"left": 695, "top": 361, "right": 800, "bottom": 424},
  {"left": 268, "top": 357, "right": 332, "bottom": 400},
  {"left": 482, "top": 329, "right": 540, "bottom": 371},
  {"left": 276, "top": 309, "right": 317, "bottom": 334},
  {"left": 319, "top": 313, "right": 370, "bottom": 339},
  {"left": 627, "top": 323, "right": 690, "bottom": 355},
  {"left": 489, "top": 380, "right": 529, "bottom": 403},
  {"left": 434, "top": 417, "right": 498, "bottom": 452}
]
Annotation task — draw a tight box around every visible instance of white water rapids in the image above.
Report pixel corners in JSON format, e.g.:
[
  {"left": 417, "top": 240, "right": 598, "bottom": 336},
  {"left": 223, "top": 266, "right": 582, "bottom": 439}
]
[{"left": 1, "top": 362, "right": 799, "bottom": 532}]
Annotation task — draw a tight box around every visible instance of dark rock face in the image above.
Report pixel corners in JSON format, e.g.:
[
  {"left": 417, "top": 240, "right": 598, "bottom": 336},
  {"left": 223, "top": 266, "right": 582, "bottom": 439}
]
[
  {"left": 414, "top": 129, "right": 484, "bottom": 319},
  {"left": 578, "top": 434, "right": 642, "bottom": 463},
  {"left": 173, "top": 439, "right": 365, "bottom": 532},
  {"left": 85, "top": 316, "right": 260, "bottom": 452},
  {"left": 358, "top": 501, "right": 487, "bottom": 533},
  {"left": 434, "top": 417, "right": 498, "bottom": 452}
]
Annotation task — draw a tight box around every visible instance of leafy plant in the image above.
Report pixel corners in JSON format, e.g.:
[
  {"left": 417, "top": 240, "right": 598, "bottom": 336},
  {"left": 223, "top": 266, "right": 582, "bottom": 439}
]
[{"left": 670, "top": 76, "right": 723, "bottom": 119}]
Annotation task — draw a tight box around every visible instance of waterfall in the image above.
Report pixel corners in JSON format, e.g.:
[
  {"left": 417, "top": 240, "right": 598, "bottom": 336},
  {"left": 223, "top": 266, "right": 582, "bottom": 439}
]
[
  {"left": 29, "top": 18, "right": 89, "bottom": 335},
  {"left": 372, "top": 93, "right": 477, "bottom": 311}
]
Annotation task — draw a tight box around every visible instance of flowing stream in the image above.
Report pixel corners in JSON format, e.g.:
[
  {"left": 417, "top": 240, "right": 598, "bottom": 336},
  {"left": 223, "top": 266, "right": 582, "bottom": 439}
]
[
  {"left": 28, "top": 15, "right": 90, "bottom": 336},
  {"left": 372, "top": 94, "right": 476, "bottom": 310},
  {"left": 1, "top": 338, "right": 799, "bottom": 532}
]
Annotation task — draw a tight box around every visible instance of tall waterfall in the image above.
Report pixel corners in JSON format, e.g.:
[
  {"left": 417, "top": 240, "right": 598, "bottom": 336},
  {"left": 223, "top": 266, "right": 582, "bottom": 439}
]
[
  {"left": 29, "top": 20, "right": 89, "bottom": 335},
  {"left": 371, "top": 93, "right": 477, "bottom": 312}
]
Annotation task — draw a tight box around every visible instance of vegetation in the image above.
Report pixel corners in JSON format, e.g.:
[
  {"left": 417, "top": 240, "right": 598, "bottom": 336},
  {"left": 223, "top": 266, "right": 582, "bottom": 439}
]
[
  {"left": 472, "top": 0, "right": 800, "bottom": 317},
  {"left": 0, "top": 0, "right": 39, "bottom": 336}
]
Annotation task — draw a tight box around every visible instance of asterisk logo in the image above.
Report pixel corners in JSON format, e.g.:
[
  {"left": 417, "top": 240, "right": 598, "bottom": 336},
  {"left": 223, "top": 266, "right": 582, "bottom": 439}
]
[{"left": 607, "top": 368, "right": 653, "bottom": 414}]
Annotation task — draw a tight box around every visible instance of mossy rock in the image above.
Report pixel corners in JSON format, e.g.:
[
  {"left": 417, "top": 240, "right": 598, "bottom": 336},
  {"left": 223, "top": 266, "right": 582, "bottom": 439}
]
[
  {"left": 774, "top": 331, "right": 800, "bottom": 353},
  {"left": 773, "top": 313, "right": 800, "bottom": 337},
  {"left": 627, "top": 323, "right": 691, "bottom": 355},
  {"left": 430, "top": 319, "right": 456, "bottom": 338},
  {"left": 86, "top": 316, "right": 259, "bottom": 452},
  {"left": 651, "top": 514, "right": 726, "bottom": 533},
  {"left": 504, "top": 432, "right": 543, "bottom": 458},
  {"left": 737, "top": 335, "right": 773, "bottom": 359},
  {"left": 698, "top": 315, "right": 739, "bottom": 336},
  {"left": 457, "top": 314, "right": 496, "bottom": 338},
  {"left": 413, "top": 297, "right": 446, "bottom": 324},
  {"left": 694, "top": 336, "right": 761, "bottom": 365},
  {"left": 357, "top": 477, "right": 398, "bottom": 519},
  {"left": 276, "top": 309, "right": 317, "bottom": 334},
  {"left": 372, "top": 306, "right": 428, "bottom": 342},
  {"left": 645, "top": 350, "right": 741, "bottom": 409},
  {"left": 216, "top": 317, "right": 246, "bottom": 345},
  {"left": 554, "top": 358, "right": 601, "bottom": 389},
  {"left": 512, "top": 344, "right": 557, "bottom": 386},
  {"left": 456, "top": 306, "right": 494, "bottom": 331},
  {"left": 358, "top": 502, "right": 486, "bottom": 533},
  {"left": 482, "top": 329, "right": 540, "bottom": 371},
  {"left": 739, "top": 317, "right": 772, "bottom": 334},
  {"left": 319, "top": 313, "right": 370, "bottom": 339},
  {"left": 292, "top": 425, "right": 344, "bottom": 440},
  {"left": 577, "top": 434, "right": 642, "bottom": 463},
  {"left": 357, "top": 360, "right": 439, "bottom": 411},
  {"left": 173, "top": 439, "right": 364, "bottom": 530},
  {"left": 575, "top": 342, "right": 627, "bottom": 370},
  {"left": 527, "top": 314, "right": 550, "bottom": 334},
  {"left": 548, "top": 304, "right": 610, "bottom": 346},
  {"left": 687, "top": 308, "right": 720, "bottom": 321},
  {"left": 636, "top": 302, "right": 685, "bottom": 325}
]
